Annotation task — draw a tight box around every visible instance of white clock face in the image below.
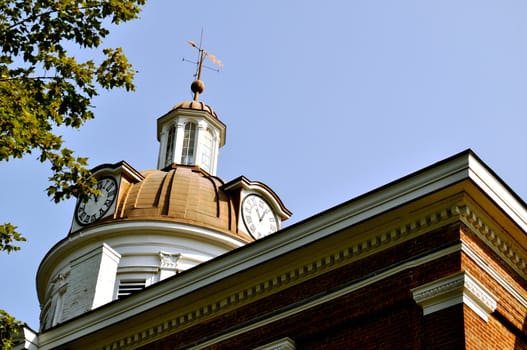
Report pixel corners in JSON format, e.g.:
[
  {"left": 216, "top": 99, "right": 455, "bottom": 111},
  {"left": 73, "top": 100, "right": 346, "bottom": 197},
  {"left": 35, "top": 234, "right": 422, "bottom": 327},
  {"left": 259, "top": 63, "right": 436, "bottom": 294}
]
[
  {"left": 242, "top": 194, "right": 278, "bottom": 239},
  {"left": 76, "top": 177, "right": 118, "bottom": 225}
]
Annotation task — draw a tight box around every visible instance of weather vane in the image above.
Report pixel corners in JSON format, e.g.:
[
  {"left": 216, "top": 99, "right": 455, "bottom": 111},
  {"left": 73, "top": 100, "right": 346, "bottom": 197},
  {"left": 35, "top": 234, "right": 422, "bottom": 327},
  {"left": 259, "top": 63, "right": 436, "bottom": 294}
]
[{"left": 183, "top": 32, "right": 223, "bottom": 101}]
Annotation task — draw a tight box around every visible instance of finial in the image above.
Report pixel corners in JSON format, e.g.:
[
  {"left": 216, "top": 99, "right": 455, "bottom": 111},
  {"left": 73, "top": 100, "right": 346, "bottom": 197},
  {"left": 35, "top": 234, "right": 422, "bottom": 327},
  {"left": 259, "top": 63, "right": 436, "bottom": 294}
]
[
  {"left": 187, "top": 34, "right": 223, "bottom": 101},
  {"left": 191, "top": 79, "right": 205, "bottom": 98}
]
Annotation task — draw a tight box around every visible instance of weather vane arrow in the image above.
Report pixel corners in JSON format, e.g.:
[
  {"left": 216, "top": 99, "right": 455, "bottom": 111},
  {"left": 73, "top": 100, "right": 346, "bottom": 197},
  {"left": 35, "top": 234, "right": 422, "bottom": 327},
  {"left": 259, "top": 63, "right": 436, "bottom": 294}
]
[{"left": 184, "top": 34, "right": 223, "bottom": 101}]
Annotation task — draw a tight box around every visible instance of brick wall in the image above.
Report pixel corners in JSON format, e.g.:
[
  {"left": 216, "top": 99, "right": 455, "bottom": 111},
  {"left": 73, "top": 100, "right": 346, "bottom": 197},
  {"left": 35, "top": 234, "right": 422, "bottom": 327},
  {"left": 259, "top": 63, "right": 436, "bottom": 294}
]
[
  {"left": 132, "top": 221, "right": 527, "bottom": 350},
  {"left": 137, "top": 224, "right": 465, "bottom": 349},
  {"left": 422, "top": 304, "right": 465, "bottom": 349}
]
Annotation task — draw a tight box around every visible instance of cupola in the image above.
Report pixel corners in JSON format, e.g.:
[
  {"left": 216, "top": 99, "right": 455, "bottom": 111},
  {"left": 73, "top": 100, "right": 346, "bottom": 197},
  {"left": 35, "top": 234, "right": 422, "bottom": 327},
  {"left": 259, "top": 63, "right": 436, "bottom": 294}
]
[
  {"left": 36, "top": 42, "right": 291, "bottom": 332},
  {"left": 156, "top": 95, "right": 226, "bottom": 175}
]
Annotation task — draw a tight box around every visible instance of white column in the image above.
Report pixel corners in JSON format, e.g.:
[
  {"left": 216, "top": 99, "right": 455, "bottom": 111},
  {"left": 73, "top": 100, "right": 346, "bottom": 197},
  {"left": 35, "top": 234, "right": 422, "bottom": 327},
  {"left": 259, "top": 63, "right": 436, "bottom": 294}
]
[
  {"left": 173, "top": 120, "right": 185, "bottom": 165},
  {"left": 210, "top": 128, "right": 220, "bottom": 175},
  {"left": 194, "top": 120, "right": 206, "bottom": 168}
]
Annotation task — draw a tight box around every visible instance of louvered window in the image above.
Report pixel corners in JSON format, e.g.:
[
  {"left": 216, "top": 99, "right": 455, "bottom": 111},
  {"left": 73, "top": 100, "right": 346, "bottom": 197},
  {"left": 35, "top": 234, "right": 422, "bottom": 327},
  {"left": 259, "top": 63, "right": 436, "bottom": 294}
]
[{"left": 118, "top": 279, "right": 146, "bottom": 298}]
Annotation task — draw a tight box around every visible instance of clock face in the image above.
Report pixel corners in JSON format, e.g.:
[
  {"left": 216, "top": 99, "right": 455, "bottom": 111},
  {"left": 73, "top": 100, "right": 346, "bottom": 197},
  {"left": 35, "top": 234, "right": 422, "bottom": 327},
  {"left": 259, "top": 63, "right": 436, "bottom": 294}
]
[
  {"left": 75, "top": 177, "right": 118, "bottom": 225},
  {"left": 242, "top": 194, "right": 278, "bottom": 239}
]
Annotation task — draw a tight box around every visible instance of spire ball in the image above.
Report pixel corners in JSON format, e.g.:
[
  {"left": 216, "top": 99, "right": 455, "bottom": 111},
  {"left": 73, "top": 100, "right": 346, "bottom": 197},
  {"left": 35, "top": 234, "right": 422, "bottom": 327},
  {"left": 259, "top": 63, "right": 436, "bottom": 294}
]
[{"left": 191, "top": 80, "right": 205, "bottom": 95}]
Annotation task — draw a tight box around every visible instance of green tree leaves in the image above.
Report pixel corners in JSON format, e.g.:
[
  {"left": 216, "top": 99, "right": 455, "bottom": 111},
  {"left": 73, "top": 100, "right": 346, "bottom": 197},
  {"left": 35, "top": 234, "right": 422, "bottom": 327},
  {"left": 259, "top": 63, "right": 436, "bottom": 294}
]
[
  {"left": 0, "top": 223, "right": 25, "bottom": 253},
  {"left": 0, "top": 1, "right": 145, "bottom": 347},
  {"left": 0, "top": 0, "right": 145, "bottom": 225},
  {"left": 0, "top": 310, "right": 22, "bottom": 350},
  {"left": 98, "top": 47, "right": 135, "bottom": 90}
]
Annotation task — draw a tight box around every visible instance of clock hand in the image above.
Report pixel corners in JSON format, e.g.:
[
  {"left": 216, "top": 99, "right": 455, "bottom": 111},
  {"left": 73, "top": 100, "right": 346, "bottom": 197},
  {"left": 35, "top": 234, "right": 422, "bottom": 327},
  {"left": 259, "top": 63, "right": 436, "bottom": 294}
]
[
  {"left": 255, "top": 208, "right": 263, "bottom": 222},
  {"left": 258, "top": 208, "right": 268, "bottom": 222},
  {"left": 254, "top": 215, "right": 265, "bottom": 233}
]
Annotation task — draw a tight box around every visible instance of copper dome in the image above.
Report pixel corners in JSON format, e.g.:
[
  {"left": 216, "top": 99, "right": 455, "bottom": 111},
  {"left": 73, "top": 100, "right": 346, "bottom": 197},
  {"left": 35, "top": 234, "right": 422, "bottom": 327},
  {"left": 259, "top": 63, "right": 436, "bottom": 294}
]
[{"left": 110, "top": 165, "right": 250, "bottom": 241}]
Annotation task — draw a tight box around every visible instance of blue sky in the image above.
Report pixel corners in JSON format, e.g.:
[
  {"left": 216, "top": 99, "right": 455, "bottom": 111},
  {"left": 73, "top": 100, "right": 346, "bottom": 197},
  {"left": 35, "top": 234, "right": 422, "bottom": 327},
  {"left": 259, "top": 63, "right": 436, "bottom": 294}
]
[{"left": 2, "top": 1, "right": 527, "bottom": 329}]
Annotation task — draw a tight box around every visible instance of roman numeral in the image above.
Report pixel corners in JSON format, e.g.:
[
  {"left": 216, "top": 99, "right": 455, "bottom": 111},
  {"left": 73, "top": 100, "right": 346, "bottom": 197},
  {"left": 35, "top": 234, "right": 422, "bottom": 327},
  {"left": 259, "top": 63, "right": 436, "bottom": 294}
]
[{"left": 104, "top": 181, "right": 115, "bottom": 191}]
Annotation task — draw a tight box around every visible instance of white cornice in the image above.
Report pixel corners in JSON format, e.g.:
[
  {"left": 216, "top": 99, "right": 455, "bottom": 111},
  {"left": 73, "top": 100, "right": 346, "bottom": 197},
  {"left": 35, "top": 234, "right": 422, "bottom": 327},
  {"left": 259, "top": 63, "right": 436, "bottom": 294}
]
[
  {"left": 263, "top": 151, "right": 472, "bottom": 254},
  {"left": 42, "top": 221, "right": 246, "bottom": 263}
]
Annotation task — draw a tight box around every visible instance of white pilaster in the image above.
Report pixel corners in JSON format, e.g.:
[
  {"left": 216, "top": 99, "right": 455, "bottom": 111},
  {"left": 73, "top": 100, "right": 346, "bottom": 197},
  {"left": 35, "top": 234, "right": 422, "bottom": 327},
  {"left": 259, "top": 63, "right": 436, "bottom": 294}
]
[
  {"left": 92, "top": 244, "right": 122, "bottom": 308},
  {"left": 61, "top": 244, "right": 121, "bottom": 322},
  {"left": 194, "top": 121, "right": 205, "bottom": 167}
]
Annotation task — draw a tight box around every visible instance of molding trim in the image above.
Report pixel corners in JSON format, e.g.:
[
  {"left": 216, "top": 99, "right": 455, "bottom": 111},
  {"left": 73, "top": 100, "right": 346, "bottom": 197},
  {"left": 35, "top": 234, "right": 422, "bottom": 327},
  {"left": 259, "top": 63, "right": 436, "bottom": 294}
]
[
  {"left": 457, "top": 204, "right": 527, "bottom": 280},
  {"left": 461, "top": 242, "right": 527, "bottom": 309},
  {"left": 412, "top": 271, "right": 497, "bottom": 321}
]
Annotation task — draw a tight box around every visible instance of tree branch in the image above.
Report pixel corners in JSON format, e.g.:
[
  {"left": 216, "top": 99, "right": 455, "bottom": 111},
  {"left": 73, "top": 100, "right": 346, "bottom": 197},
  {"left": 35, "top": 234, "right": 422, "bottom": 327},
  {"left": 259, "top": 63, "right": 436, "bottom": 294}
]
[
  {"left": 0, "top": 76, "right": 59, "bottom": 82},
  {"left": 6, "top": 3, "right": 103, "bottom": 31}
]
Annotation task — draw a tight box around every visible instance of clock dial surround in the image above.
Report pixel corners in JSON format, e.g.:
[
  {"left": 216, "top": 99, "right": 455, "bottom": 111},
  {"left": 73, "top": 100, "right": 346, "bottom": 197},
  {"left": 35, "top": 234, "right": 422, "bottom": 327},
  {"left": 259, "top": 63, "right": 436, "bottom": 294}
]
[
  {"left": 75, "top": 177, "right": 118, "bottom": 225},
  {"left": 242, "top": 194, "right": 278, "bottom": 239}
]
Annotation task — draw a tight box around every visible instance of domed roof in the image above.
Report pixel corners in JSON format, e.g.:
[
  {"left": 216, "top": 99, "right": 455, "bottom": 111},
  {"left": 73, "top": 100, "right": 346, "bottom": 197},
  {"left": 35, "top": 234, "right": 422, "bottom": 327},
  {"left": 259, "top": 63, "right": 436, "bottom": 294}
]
[
  {"left": 170, "top": 100, "right": 218, "bottom": 119},
  {"left": 109, "top": 164, "right": 251, "bottom": 242}
]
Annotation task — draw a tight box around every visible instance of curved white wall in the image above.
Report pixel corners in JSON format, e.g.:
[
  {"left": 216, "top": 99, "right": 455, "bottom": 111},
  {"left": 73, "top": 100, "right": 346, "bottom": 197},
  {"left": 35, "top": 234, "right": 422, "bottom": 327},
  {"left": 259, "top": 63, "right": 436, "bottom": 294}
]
[{"left": 37, "top": 221, "right": 246, "bottom": 330}]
